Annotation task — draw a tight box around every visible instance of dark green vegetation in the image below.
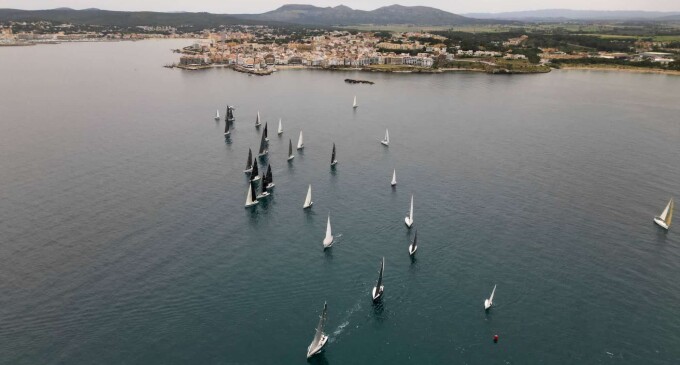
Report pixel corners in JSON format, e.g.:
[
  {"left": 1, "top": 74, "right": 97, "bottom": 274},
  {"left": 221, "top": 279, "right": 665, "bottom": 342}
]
[{"left": 551, "top": 57, "right": 680, "bottom": 71}]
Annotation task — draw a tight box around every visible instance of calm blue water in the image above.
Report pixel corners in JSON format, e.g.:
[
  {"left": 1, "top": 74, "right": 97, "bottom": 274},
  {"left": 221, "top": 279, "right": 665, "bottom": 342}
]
[{"left": 0, "top": 40, "right": 679, "bottom": 364}]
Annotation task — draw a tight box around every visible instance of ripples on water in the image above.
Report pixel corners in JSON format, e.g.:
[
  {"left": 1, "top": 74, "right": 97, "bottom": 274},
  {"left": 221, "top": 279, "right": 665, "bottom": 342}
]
[{"left": 0, "top": 40, "right": 678, "bottom": 365}]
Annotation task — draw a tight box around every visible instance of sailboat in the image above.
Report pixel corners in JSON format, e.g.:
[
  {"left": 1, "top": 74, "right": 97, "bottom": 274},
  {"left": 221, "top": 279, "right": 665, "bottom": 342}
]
[
  {"left": 484, "top": 285, "right": 497, "bottom": 310},
  {"left": 250, "top": 159, "right": 260, "bottom": 182},
  {"left": 654, "top": 198, "right": 674, "bottom": 230},
  {"left": 277, "top": 118, "right": 283, "bottom": 135},
  {"left": 263, "top": 122, "right": 269, "bottom": 142},
  {"left": 303, "top": 184, "right": 313, "bottom": 209},
  {"left": 330, "top": 143, "right": 338, "bottom": 167},
  {"left": 306, "top": 302, "right": 329, "bottom": 359},
  {"left": 391, "top": 169, "right": 397, "bottom": 187},
  {"left": 265, "top": 164, "right": 275, "bottom": 189},
  {"left": 408, "top": 230, "right": 418, "bottom": 256},
  {"left": 243, "top": 148, "right": 253, "bottom": 173},
  {"left": 224, "top": 116, "right": 231, "bottom": 136},
  {"left": 380, "top": 129, "right": 390, "bottom": 146},
  {"left": 214, "top": 109, "right": 220, "bottom": 121},
  {"left": 227, "top": 105, "right": 235, "bottom": 123},
  {"left": 323, "top": 213, "right": 333, "bottom": 248},
  {"left": 257, "top": 128, "right": 268, "bottom": 157},
  {"left": 353, "top": 95, "right": 358, "bottom": 109},
  {"left": 297, "top": 130, "right": 304, "bottom": 150},
  {"left": 257, "top": 174, "right": 270, "bottom": 199},
  {"left": 404, "top": 194, "right": 414, "bottom": 228},
  {"left": 255, "top": 111, "right": 262, "bottom": 128},
  {"left": 244, "top": 181, "right": 258, "bottom": 207},
  {"left": 287, "top": 139, "right": 295, "bottom": 161},
  {"left": 371, "top": 257, "right": 385, "bottom": 302}
]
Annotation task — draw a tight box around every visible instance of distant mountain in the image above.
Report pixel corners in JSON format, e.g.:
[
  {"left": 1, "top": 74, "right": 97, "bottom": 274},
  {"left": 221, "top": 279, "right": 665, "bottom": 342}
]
[
  {"left": 465, "top": 9, "right": 680, "bottom": 21},
  {"left": 0, "top": 8, "right": 284, "bottom": 28},
  {"left": 239, "top": 4, "right": 480, "bottom": 25}
]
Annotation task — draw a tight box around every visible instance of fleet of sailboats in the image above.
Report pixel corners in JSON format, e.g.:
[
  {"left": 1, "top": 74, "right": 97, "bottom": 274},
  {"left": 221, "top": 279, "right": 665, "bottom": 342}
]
[
  {"left": 381, "top": 129, "right": 390, "bottom": 146},
  {"left": 330, "top": 143, "right": 337, "bottom": 167},
  {"left": 323, "top": 213, "right": 333, "bottom": 248},
  {"left": 306, "top": 302, "right": 329, "bottom": 359},
  {"left": 484, "top": 285, "right": 497, "bottom": 311},
  {"left": 297, "top": 130, "right": 304, "bottom": 150},
  {"left": 405, "top": 194, "right": 414, "bottom": 228},
  {"left": 653, "top": 198, "right": 674, "bottom": 230},
  {"left": 303, "top": 184, "right": 313, "bottom": 209},
  {"left": 372, "top": 257, "right": 385, "bottom": 302}
]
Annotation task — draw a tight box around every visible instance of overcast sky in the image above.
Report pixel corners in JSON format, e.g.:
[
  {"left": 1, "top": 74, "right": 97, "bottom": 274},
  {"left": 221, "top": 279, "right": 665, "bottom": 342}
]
[{"left": 1, "top": 0, "right": 678, "bottom": 13}]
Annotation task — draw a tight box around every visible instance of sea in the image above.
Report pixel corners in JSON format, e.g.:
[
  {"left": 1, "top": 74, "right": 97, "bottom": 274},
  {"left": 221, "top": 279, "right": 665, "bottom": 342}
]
[{"left": 0, "top": 39, "right": 679, "bottom": 364}]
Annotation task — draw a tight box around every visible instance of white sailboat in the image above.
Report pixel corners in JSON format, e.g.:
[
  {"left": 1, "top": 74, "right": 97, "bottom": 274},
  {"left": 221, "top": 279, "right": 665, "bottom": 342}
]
[
  {"left": 287, "top": 139, "right": 295, "bottom": 161},
  {"left": 404, "top": 194, "right": 414, "bottom": 228},
  {"left": 306, "top": 302, "right": 329, "bottom": 359},
  {"left": 255, "top": 111, "right": 262, "bottom": 127},
  {"left": 484, "top": 284, "right": 497, "bottom": 310},
  {"left": 214, "top": 109, "right": 220, "bottom": 120},
  {"left": 244, "top": 181, "right": 258, "bottom": 207},
  {"left": 408, "top": 230, "right": 418, "bottom": 256},
  {"left": 371, "top": 257, "right": 385, "bottom": 302},
  {"left": 353, "top": 95, "right": 358, "bottom": 109},
  {"left": 391, "top": 169, "right": 397, "bottom": 186},
  {"left": 323, "top": 213, "right": 333, "bottom": 248},
  {"left": 654, "top": 198, "right": 674, "bottom": 230},
  {"left": 303, "top": 184, "right": 313, "bottom": 209},
  {"left": 297, "top": 130, "right": 304, "bottom": 150},
  {"left": 277, "top": 118, "right": 283, "bottom": 135},
  {"left": 380, "top": 129, "right": 389, "bottom": 146}
]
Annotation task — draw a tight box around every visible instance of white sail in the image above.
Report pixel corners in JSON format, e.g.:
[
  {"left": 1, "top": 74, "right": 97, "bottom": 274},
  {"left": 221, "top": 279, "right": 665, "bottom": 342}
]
[
  {"left": 255, "top": 111, "right": 261, "bottom": 126},
  {"left": 303, "top": 184, "right": 313, "bottom": 209},
  {"left": 381, "top": 129, "right": 389, "bottom": 146},
  {"left": 484, "top": 284, "right": 496, "bottom": 310},
  {"left": 391, "top": 169, "right": 397, "bottom": 186},
  {"left": 306, "top": 302, "right": 329, "bottom": 358},
  {"left": 404, "top": 194, "right": 413, "bottom": 227},
  {"left": 323, "top": 214, "right": 333, "bottom": 248},
  {"left": 245, "top": 183, "right": 257, "bottom": 207},
  {"left": 655, "top": 198, "right": 674, "bottom": 229},
  {"left": 297, "top": 130, "right": 304, "bottom": 149},
  {"left": 353, "top": 95, "right": 357, "bottom": 108},
  {"left": 215, "top": 110, "right": 220, "bottom": 120},
  {"left": 278, "top": 118, "right": 283, "bottom": 134}
]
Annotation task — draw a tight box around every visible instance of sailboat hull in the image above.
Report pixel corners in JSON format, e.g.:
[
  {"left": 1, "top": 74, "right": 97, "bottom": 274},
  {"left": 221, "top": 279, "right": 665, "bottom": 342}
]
[
  {"left": 323, "top": 238, "right": 333, "bottom": 248},
  {"left": 251, "top": 176, "right": 261, "bottom": 182},
  {"left": 297, "top": 145, "right": 304, "bottom": 150},
  {"left": 266, "top": 183, "right": 275, "bottom": 189},
  {"left": 303, "top": 202, "right": 313, "bottom": 209},
  {"left": 654, "top": 217, "right": 669, "bottom": 229},
  {"left": 243, "top": 168, "right": 253, "bottom": 173},
  {"left": 372, "top": 286, "right": 384, "bottom": 302},
  {"left": 288, "top": 156, "right": 295, "bottom": 161},
  {"left": 331, "top": 161, "right": 337, "bottom": 167},
  {"left": 381, "top": 141, "right": 389, "bottom": 146},
  {"left": 409, "top": 244, "right": 417, "bottom": 256},
  {"left": 306, "top": 334, "right": 328, "bottom": 359},
  {"left": 404, "top": 217, "right": 413, "bottom": 228},
  {"left": 244, "top": 201, "right": 259, "bottom": 208},
  {"left": 484, "top": 300, "right": 492, "bottom": 310},
  {"left": 391, "top": 182, "right": 397, "bottom": 187}
]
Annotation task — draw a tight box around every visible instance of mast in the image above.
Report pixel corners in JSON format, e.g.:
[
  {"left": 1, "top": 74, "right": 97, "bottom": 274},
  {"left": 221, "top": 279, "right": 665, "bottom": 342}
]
[
  {"left": 489, "top": 285, "right": 497, "bottom": 303},
  {"left": 251, "top": 159, "right": 259, "bottom": 177},
  {"left": 289, "top": 139, "right": 293, "bottom": 157},
  {"left": 245, "top": 148, "right": 252, "bottom": 170},
  {"left": 326, "top": 215, "right": 332, "bottom": 240},
  {"left": 409, "top": 195, "right": 414, "bottom": 222},
  {"left": 376, "top": 257, "right": 384, "bottom": 290}
]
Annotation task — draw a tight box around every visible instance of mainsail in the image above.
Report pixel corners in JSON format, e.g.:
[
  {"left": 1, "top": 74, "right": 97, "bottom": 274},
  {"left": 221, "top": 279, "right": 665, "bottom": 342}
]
[
  {"left": 297, "top": 130, "right": 304, "bottom": 149},
  {"left": 266, "top": 164, "right": 273, "bottom": 186},
  {"left": 331, "top": 143, "right": 336, "bottom": 165},
  {"left": 376, "top": 257, "right": 384, "bottom": 292},
  {"left": 251, "top": 159, "right": 259, "bottom": 177},
  {"left": 660, "top": 198, "right": 674, "bottom": 226},
  {"left": 311, "top": 302, "right": 327, "bottom": 351},
  {"left": 245, "top": 148, "right": 253, "bottom": 171},
  {"left": 263, "top": 122, "right": 268, "bottom": 141},
  {"left": 255, "top": 111, "right": 261, "bottom": 126},
  {"left": 304, "top": 185, "right": 313, "bottom": 208},
  {"left": 391, "top": 169, "right": 397, "bottom": 186},
  {"left": 288, "top": 139, "right": 294, "bottom": 159},
  {"left": 278, "top": 118, "right": 283, "bottom": 134},
  {"left": 258, "top": 128, "right": 268, "bottom": 155}
]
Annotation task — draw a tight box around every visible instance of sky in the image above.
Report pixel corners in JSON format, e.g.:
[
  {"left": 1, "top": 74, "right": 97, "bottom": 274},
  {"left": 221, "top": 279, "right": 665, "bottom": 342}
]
[{"left": 0, "top": 0, "right": 678, "bottom": 14}]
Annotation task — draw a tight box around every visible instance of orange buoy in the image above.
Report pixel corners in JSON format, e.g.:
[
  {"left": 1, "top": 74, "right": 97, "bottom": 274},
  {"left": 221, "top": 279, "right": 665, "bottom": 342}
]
[{"left": 493, "top": 335, "right": 499, "bottom": 343}]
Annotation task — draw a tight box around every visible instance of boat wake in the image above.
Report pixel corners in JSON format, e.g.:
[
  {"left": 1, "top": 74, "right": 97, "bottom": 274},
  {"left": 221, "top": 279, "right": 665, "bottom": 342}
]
[{"left": 330, "top": 301, "right": 361, "bottom": 342}]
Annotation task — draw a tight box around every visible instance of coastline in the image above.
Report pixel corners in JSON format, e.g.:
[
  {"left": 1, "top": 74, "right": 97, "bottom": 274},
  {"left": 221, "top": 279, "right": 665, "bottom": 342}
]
[{"left": 557, "top": 64, "right": 680, "bottom": 76}]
